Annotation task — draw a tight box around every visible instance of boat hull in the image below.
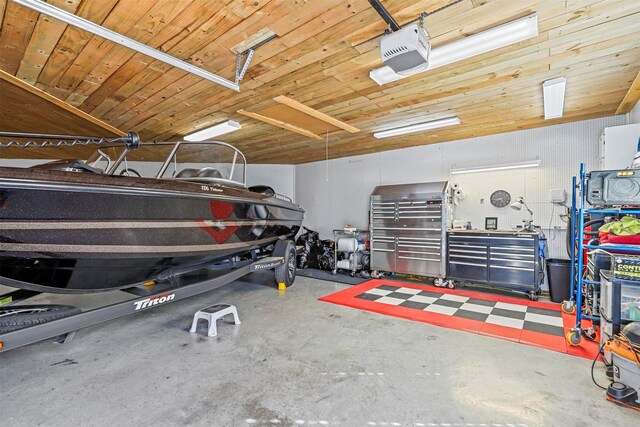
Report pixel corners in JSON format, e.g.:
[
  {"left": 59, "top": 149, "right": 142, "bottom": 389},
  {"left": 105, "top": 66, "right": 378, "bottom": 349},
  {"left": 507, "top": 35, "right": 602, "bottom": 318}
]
[{"left": 0, "top": 167, "right": 304, "bottom": 293}]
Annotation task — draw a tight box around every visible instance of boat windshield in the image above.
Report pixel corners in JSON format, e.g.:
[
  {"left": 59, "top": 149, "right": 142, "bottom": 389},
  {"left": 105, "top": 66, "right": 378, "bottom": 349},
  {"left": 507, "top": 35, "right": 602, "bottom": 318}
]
[{"left": 87, "top": 141, "right": 246, "bottom": 186}]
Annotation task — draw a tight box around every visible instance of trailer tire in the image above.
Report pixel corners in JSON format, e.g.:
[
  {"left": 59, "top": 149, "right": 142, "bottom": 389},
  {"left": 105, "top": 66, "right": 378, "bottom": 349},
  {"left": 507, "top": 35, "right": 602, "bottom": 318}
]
[
  {"left": 0, "top": 305, "right": 81, "bottom": 334},
  {"left": 274, "top": 240, "right": 297, "bottom": 288}
]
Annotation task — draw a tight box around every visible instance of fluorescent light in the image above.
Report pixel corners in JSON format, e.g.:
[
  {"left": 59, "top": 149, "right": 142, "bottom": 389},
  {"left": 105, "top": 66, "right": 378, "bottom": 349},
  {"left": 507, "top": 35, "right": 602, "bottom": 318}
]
[
  {"left": 184, "top": 120, "right": 241, "bottom": 141},
  {"left": 373, "top": 116, "right": 460, "bottom": 138},
  {"left": 543, "top": 77, "right": 567, "bottom": 119},
  {"left": 450, "top": 160, "right": 540, "bottom": 174},
  {"left": 370, "top": 13, "right": 539, "bottom": 85},
  {"left": 13, "top": 0, "right": 240, "bottom": 92},
  {"left": 429, "top": 14, "right": 539, "bottom": 69}
]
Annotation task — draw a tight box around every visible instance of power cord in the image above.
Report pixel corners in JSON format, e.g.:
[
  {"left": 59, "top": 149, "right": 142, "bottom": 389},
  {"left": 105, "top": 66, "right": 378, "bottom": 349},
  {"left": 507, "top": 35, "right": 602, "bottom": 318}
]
[
  {"left": 591, "top": 340, "right": 608, "bottom": 390},
  {"left": 592, "top": 329, "right": 640, "bottom": 391},
  {"left": 548, "top": 203, "right": 556, "bottom": 241}
]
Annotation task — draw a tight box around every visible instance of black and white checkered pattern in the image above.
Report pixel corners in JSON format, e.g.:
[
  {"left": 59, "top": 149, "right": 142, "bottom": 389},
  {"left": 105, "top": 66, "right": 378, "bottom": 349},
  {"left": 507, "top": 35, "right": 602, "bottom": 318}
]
[{"left": 355, "top": 284, "right": 564, "bottom": 336}]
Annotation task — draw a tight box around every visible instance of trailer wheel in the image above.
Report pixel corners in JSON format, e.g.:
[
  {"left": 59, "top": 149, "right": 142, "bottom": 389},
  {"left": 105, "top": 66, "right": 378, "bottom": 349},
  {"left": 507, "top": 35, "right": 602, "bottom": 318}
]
[
  {"left": 0, "top": 305, "right": 81, "bottom": 334},
  {"left": 274, "top": 240, "right": 297, "bottom": 287}
]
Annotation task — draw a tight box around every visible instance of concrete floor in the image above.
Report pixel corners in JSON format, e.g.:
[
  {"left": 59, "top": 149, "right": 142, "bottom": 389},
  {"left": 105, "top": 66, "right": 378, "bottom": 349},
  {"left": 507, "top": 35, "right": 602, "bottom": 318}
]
[{"left": 0, "top": 273, "right": 636, "bottom": 427}]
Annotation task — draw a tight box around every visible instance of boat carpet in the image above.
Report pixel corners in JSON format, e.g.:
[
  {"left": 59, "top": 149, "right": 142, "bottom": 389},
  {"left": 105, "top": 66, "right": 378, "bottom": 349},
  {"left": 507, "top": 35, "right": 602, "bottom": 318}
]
[
  {"left": 297, "top": 268, "right": 368, "bottom": 285},
  {"left": 319, "top": 279, "right": 600, "bottom": 360}
]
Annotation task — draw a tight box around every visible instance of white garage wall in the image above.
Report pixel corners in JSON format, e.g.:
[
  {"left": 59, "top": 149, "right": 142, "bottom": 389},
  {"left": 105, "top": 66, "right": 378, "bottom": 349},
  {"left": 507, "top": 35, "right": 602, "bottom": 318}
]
[
  {"left": 0, "top": 159, "right": 43, "bottom": 167},
  {"left": 246, "top": 164, "right": 295, "bottom": 201},
  {"left": 295, "top": 115, "right": 627, "bottom": 259},
  {"left": 629, "top": 100, "right": 640, "bottom": 124}
]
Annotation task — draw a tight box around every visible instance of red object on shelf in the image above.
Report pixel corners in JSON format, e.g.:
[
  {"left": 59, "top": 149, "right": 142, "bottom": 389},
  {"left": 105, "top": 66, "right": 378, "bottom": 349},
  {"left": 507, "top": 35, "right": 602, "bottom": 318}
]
[
  {"left": 608, "top": 234, "right": 640, "bottom": 244},
  {"left": 583, "top": 225, "right": 591, "bottom": 260}
]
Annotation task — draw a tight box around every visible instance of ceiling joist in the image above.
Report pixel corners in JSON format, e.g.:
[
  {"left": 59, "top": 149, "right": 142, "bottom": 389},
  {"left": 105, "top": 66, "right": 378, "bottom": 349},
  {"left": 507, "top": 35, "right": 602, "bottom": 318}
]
[
  {"left": 237, "top": 109, "right": 323, "bottom": 140},
  {"left": 273, "top": 96, "right": 360, "bottom": 133},
  {"left": 615, "top": 70, "right": 640, "bottom": 115}
]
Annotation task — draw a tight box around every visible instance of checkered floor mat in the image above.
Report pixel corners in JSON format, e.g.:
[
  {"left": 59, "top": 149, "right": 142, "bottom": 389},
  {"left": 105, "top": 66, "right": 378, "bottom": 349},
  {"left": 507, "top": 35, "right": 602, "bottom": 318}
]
[
  {"left": 357, "top": 284, "right": 565, "bottom": 337},
  {"left": 319, "top": 279, "right": 599, "bottom": 359}
]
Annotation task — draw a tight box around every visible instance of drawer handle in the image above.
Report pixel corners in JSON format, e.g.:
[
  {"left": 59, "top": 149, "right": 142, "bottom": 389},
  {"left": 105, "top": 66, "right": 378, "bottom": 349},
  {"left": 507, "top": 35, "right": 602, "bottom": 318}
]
[
  {"left": 491, "top": 257, "right": 535, "bottom": 264},
  {"left": 490, "top": 252, "right": 534, "bottom": 258},
  {"left": 490, "top": 251, "right": 535, "bottom": 256},
  {"left": 450, "top": 249, "right": 486, "bottom": 255},
  {"left": 448, "top": 235, "right": 533, "bottom": 241},
  {"left": 451, "top": 254, "right": 486, "bottom": 260},
  {"left": 450, "top": 261, "right": 487, "bottom": 267},
  {"left": 371, "top": 248, "right": 394, "bottom": 253},
  {"left": 398, "top": 237, "right": 441, "bottom": 241},
  {"left": 448, "top": 244, "right": 485, "bottom": 249},
  {"left": 398, "top": 255, "right": 441, "bottom": 262},
  {"left": 493, "top": 246, "right": 535, "bottom": 252},
  {"left": 399, "top": 251, "right": 441, "bottom": 256},
  {"left": 375, "top": 227, "right": 440, "bottom": 231},
  {"left": 491, "top": 265, "right": 534, "bottom": 272}
]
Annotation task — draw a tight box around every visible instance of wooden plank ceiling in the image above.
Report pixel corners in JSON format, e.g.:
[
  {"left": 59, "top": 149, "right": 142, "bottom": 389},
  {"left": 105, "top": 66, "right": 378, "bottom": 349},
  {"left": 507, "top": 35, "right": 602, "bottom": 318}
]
[{"left": 0, "top": 0, "right": 639, "bottom": 164}]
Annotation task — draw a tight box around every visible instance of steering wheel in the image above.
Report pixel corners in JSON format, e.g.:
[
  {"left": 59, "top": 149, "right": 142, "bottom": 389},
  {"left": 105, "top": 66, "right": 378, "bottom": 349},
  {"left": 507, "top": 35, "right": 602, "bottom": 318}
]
[{"left": 120, "top": 168, "right": 142, "bottom": 177}]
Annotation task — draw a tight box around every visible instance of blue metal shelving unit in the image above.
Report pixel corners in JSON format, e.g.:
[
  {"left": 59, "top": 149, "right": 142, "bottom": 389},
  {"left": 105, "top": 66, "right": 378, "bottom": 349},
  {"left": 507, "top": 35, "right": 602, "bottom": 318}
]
[{"left": 566, "top": 163, "right": 640, "bottom": 345}]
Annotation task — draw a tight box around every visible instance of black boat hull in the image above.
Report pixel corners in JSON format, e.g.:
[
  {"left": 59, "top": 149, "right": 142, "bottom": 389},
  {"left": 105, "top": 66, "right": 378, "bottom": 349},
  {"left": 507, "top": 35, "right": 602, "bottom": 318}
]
[{"left": 0, "top": 167, "right": 304, "bottom": 293}]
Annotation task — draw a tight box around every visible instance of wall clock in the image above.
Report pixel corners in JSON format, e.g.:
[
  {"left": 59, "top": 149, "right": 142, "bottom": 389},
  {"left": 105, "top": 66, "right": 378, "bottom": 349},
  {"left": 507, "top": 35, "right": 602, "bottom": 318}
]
[{"left": 490, "top": 190, "right": 511, "bottom": 208}]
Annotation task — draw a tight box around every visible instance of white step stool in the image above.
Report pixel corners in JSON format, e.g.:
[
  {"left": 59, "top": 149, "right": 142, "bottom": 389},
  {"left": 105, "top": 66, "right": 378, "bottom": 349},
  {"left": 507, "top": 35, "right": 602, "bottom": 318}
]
[{"left": 189, "top": 304, "right": 240, "bottom": 337}]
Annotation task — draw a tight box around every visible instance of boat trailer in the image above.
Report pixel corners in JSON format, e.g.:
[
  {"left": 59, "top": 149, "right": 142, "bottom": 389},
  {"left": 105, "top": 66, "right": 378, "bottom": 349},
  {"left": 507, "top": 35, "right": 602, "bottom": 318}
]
[{"left": 0, "top": 255, "right": 286, "bottom": 352}]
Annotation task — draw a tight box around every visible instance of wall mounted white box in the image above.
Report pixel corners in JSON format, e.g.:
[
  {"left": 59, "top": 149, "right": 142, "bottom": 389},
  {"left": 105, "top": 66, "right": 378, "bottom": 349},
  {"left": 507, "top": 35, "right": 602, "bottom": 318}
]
[
  {"left": 549, "top": 189, "right": 567, "bottom": 204},
  {"left": 599, "top": 124, "right": 640, "bottom": 170}
]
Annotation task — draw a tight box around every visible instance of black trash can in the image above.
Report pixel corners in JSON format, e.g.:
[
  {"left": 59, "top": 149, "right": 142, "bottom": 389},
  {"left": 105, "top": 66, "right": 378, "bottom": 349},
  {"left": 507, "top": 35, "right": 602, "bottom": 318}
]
[{"left": 546, "top": 258, "right": 572, "bottom": 303}]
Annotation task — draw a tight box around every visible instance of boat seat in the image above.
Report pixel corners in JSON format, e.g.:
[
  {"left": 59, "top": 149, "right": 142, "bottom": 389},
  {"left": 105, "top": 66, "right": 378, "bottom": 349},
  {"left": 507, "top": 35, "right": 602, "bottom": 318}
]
[
  {"left": 176, "top": 167, "right": 223, "bottom": 179},
  {"left": 196, "top": 167, "right": 223, "bottom": 178}
]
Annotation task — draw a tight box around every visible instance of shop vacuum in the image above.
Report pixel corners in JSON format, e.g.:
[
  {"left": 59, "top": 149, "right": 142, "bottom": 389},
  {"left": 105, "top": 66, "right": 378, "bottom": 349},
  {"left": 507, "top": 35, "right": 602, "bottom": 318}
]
[{"left": 605, "top": 322, "right": 640, "bottom": 410}]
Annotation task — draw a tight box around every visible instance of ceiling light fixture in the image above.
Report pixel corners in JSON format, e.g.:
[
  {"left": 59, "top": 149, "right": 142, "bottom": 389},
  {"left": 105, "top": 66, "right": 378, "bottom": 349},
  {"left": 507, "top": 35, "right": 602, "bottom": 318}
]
[
  {"left": 373, "top": 116, "right": 460, "bottom": 139},
  {"left": 13, "top": 0, "right": 240, "bottom": 91},
  {"left": 450, "top": 160, "right": 540, "bottom": 175},
  {"left": 543, "top": 77, "right": 567, "bottom": 119},
  {"left": 370, "top": 13, "right": 539, "bottom": 85},
  {"left": 184, "top": 120, "right": 241, "bottom": 141}
]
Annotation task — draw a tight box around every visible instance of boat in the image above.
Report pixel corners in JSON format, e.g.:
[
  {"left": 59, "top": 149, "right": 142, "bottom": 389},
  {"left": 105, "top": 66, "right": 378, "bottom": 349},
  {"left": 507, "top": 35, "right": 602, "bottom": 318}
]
[{"left": 0, "top": 132, "right": 304, "bottom": 294}]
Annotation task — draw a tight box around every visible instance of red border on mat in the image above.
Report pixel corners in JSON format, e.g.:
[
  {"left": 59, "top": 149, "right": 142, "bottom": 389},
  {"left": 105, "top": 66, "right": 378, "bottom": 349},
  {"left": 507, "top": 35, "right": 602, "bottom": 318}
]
[{"left": 319, "top": 279, "right": 599, "bottom": 359}]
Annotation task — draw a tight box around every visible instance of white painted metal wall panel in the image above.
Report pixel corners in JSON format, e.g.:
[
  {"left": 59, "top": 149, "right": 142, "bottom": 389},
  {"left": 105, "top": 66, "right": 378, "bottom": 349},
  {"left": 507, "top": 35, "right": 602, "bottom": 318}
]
[
  {"left": 295, "top": 116, "right": 627, "bottom": 261},
  {"left": 600, "top": 123, "right": 640, "bottom": 169}
]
